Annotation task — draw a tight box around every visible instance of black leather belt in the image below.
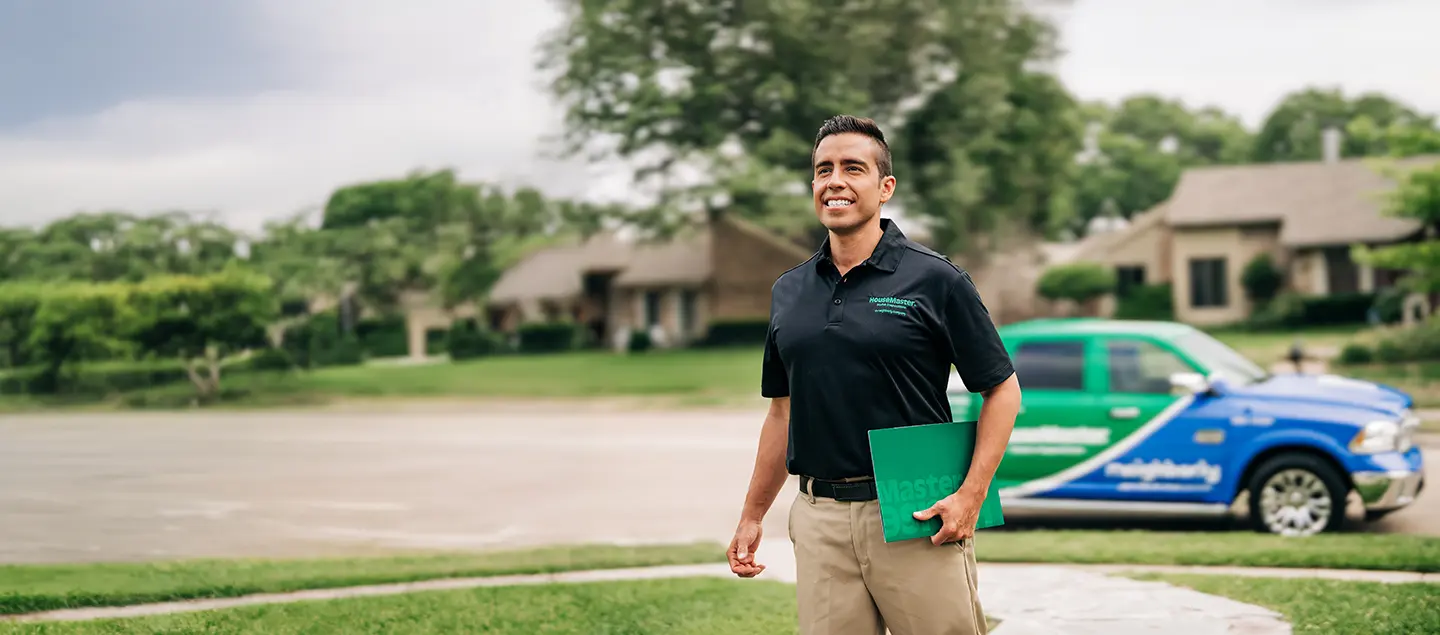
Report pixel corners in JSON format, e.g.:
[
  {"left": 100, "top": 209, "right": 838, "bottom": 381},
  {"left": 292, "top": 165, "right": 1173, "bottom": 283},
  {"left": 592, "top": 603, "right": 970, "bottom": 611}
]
[{"left": 801, "top": 476, "right": 878, "bottom": 501}]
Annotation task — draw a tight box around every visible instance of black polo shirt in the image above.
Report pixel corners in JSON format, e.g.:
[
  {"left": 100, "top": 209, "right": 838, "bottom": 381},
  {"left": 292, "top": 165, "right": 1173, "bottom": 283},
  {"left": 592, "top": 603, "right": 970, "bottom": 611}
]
[{"left": 761, "top": 218, "right": 1015, "bottom": 480}]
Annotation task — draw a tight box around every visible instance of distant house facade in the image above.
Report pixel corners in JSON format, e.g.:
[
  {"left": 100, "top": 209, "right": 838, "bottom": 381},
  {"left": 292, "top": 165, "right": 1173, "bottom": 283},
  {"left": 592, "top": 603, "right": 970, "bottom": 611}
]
[
  {"left": 447, "top": 215, "right": 813, "bottom": 352},
  {"left": 1071, "top": 154, "right": 1436, "bottom": 326}
]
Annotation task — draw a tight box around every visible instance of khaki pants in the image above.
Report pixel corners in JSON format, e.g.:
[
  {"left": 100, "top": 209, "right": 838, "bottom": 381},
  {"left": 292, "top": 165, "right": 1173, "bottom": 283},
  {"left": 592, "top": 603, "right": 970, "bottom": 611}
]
[{"left": 788, "top": 484, "right": 986, "bottom": 635}]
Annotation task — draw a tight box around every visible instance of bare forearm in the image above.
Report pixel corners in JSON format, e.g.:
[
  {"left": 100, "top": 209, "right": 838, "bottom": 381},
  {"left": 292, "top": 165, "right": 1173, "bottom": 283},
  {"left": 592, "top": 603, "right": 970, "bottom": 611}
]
[
  {"left": 741, "top": 398, "right": 791, "bottom": 523},
  {"left": 961, "top": 373, "right": 1020, "bottom": 495}
]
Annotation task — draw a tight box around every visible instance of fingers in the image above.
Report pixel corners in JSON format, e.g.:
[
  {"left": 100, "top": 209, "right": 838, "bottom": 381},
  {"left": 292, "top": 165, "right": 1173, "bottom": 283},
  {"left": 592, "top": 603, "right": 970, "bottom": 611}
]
[
  {"left": 912, "top": 504, "right": 939, "bottom": 521},
  {"left": 728, "top": 528, "right": 764, "bottom": 578}
]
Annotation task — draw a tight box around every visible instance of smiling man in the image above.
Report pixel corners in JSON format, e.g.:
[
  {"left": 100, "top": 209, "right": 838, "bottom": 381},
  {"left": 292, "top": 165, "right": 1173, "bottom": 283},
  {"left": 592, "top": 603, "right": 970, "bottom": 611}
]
[{"left": 727, "top": 115, "right": 1021, "bottom": 635}]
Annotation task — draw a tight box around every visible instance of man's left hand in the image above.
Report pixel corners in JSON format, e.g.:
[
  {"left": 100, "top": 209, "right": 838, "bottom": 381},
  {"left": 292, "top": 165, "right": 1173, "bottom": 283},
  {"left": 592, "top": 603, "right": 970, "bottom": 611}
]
[{"left": 913, "top": 487, "right": 985, "bottom": 546}]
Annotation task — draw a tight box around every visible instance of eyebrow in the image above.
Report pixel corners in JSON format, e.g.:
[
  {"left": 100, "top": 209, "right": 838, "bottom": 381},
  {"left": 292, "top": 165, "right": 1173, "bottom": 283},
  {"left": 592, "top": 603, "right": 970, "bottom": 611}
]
[{"left": 814, "top": 157, "right": 870, "bottom": 170}]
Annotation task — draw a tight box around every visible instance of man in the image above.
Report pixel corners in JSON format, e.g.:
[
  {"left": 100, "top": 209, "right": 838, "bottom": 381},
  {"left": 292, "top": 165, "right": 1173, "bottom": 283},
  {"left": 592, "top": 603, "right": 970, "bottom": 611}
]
[{"left": 726, "top": 115, "right": 1022, "bottom": 635}]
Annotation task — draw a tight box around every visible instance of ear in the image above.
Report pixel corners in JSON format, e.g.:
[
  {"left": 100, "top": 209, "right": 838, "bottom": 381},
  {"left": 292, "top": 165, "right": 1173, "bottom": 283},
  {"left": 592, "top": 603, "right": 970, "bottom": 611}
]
[{"left": 879, "top": 175, "right": 897, "bottom": 204}]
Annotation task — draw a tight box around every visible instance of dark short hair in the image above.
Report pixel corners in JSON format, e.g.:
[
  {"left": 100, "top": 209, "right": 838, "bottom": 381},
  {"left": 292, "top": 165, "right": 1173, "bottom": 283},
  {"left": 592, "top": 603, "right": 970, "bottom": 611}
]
[{"left": 812, "top": 115, "right": 892, "bottom": 179}]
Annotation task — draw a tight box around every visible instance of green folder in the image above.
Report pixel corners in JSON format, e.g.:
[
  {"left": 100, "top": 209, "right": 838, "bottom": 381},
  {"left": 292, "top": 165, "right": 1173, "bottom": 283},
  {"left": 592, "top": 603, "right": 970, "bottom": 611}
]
[{"left": 867, "top": 420, "right": 1006, "bottom": 543}]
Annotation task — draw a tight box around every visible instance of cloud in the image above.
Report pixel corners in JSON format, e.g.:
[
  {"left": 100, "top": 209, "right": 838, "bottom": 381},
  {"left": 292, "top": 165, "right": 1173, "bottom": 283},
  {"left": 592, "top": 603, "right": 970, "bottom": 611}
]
[
  {"left": 3, "top": 0, "right": 1439, "bottom": 233},
  {"left": 0, "top": 0, "right": 597, "bottom": 232}
]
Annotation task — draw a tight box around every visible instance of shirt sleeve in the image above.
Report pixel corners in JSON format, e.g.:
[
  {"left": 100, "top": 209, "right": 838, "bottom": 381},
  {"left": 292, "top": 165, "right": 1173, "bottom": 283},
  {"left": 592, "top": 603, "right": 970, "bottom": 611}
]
[
  {"left": 943, "top": 270, "right": 1015, "bottom": 393},
  {"left": 760, "top": 294, "right": 789, "bottom": 399}
]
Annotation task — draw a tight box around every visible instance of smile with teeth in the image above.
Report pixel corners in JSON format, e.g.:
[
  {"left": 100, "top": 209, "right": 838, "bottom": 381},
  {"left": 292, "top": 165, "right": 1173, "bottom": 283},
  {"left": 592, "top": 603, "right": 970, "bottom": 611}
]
[{"left": 825, "top": 198, "right": 854, "bottom": 208}]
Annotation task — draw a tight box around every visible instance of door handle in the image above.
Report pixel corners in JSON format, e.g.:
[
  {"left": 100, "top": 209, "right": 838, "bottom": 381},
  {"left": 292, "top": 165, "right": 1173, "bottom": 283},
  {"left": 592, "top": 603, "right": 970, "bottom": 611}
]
[{"left": 1110, "top": 406, "right": 1140, "bottom": 420}]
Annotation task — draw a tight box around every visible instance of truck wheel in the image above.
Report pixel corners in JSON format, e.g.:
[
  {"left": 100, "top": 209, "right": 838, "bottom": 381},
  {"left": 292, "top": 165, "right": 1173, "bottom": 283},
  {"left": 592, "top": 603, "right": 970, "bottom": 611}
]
[{"left": 1246, "top": 452, "right": 1348, "bottom": 536}]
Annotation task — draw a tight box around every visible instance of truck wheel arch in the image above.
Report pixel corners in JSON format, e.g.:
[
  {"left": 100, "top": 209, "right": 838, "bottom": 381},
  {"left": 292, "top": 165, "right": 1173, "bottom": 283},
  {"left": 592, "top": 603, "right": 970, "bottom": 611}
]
[{"left": 1233, "top": 443, "right": 1352, "bottom": 502}]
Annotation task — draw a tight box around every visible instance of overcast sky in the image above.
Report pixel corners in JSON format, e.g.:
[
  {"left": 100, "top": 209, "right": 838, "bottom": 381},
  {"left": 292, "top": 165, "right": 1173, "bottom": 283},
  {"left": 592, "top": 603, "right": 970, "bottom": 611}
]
[{"left": 2, "top": 0, "right": 1438, "bottom": 232}]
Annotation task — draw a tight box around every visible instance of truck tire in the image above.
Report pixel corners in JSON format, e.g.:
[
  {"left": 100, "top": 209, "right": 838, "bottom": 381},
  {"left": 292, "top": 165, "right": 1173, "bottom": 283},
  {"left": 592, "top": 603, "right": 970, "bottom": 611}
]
[{"left": 1246, "top": 452, "right": 1348, "bottom": 536}]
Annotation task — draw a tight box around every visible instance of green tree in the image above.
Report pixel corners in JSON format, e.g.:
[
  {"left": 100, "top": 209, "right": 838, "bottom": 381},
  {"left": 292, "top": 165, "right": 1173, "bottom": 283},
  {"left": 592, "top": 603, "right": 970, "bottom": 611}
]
[
  {"left": 1037, "top": 262, "right": 1117, "bottom": 311},
  {"left": 894, "top": 26, "right": 1085, "bottom": 257},
  {"left": 1352, "top": 159, "right": 1440, "bottom": 293},
  {"left": 128, "top": 268, "right": 278, "bottom": 402},
  {"left": 537, "top": 0, "right": 1066, "bottom": 243},
  {"left": 25, "top": 282, "right": 138, "bottom": 391},
  {"left": 1252, "top": 88, "right": 1434, "bottom": 162},
  {"left": 1069, "top": 95, "right": 1251, "bottom": 236}
]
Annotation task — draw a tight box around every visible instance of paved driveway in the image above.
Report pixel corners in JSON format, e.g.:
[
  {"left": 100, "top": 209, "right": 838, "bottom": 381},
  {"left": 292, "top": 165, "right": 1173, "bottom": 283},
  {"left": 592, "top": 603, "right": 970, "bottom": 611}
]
[{"left": 0, "top": 406, "right": 1434, "bottom": 564}]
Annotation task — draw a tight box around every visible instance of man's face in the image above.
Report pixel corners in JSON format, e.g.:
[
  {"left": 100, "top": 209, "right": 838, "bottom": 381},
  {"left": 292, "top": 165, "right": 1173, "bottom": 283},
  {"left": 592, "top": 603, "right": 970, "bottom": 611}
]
[{"left": 811, "top": 132, "right": 896, "bottom": 235}]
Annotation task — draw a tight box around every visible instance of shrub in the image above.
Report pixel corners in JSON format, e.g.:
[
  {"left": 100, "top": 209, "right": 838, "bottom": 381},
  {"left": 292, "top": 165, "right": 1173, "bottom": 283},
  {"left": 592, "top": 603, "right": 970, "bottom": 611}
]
[
  {"left": 1375, "top": 339, "right": 1406, "bottom": 364},
  {"left": 699, "top": 319, "right": 770, "bottom": 347},
  {"left": 446, "top": 318, "right": 502, "bottom": 360},
  {"left": 355, "top": 315, "right": 409, "bottom": 358},
  {"left": 247, "top": 347, "right": 296, "bottom": 372},
  {"left": 1371, "top": 318, "right": 1440, "bottom": 363},
  {"left": 1301, "top": 293, "right": 1377, "bottom": 325},
  {"left": 1336, "top": 343, "right": 1374, "bottom": 366},
  {"left": 1247, "top": 292, "right": 1375, "bottom": 329},
  {"left": 280, "top": 311, "right": 365, "bottom": 369},
  {"left": 1037, "top": 263, "right": 1117, "bottom": 304},
  {"left": 1113, "top": 284, "right": 1173, "bottom": 320},
  {"left": 517, "top": 322, "right": 581, "bottom": 354},
  {"left": 627, "top": 329, "right": 653, "bottom": 353},
  {"left": 1373, "top": 287, "right": 1407, "bottom": 324},
  {"left": 1241, "top": 253, "right": 1284, "bottom": 306}
]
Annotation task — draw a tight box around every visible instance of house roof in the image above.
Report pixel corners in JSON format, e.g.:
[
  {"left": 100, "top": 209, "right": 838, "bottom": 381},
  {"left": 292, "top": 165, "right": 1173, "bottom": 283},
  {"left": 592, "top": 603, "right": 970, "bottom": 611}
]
[
  {"left": 1068, "top": 205, "right": 1167, "bottom": 263},
  {"left": 485, "top": 232, "right": 631, "bottom": 304},
  {"left": 1163, "top": 155, "right": 1438, "bottom": 247},
  {"left": 612, "top": 230, "right": 713, "bottom": 287}
]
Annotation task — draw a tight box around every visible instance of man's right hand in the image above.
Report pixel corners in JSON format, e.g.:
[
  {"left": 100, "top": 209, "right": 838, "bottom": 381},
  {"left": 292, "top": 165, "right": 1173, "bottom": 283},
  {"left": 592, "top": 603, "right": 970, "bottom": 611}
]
[{"left": 727, "top": 519, "right": 765, "bottom": 578}]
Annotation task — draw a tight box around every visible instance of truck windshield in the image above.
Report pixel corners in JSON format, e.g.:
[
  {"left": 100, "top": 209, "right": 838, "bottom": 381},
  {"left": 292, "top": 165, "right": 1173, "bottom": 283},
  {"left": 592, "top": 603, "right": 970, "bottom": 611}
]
[{"left": 1175, "top": 331, "right": 1270, "bottom": 386}]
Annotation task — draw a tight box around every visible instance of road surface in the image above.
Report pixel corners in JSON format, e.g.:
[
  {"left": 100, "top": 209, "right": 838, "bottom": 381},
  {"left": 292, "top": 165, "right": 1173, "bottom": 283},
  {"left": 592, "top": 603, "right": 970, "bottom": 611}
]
[{"left": 0, "top": 406, "right": 1434, "bottom": 564}]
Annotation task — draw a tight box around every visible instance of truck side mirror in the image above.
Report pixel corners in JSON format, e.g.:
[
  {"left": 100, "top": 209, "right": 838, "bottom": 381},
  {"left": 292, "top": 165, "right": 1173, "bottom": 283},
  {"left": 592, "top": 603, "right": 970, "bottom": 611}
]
[{"left": 1169, "top": 372, "right": 1212, "bottom": 395}]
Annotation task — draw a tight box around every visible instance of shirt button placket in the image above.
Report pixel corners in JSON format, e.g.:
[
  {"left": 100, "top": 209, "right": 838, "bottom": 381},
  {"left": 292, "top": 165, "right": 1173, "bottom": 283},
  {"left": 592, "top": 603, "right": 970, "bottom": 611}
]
[{"left": 828, "top": 279, "right": 846, "bottom": 324}]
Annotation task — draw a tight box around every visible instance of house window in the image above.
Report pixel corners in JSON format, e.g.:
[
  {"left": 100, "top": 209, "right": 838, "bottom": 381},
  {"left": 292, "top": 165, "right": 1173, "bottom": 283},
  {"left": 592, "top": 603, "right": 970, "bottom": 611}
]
[
  {"left": 1189, "top": 258, "right": 1228, "bottom": 308},
  {"left": 1012, "top": 340, "right": 1085, "bottom": 391},
  {"left": 644, "top": 291, "right": 662, "bottom": 327},
  {"left": 1116, "top": 265, "right": 1146, "bottom": 297}
]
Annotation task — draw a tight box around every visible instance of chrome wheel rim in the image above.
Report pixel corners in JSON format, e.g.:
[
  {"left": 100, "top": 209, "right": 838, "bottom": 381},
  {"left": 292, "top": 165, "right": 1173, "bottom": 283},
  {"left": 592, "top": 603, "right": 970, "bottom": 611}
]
[{"left": 1259, "top": 468, "right": 1332, "bottom": 536}]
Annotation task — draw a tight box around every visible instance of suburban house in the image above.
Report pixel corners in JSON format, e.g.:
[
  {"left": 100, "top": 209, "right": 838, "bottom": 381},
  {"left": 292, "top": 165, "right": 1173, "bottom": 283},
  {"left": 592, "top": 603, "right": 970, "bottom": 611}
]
[
  {"left": 1070, "top": 153, "right": 1438, "bottom": 326},
  {"left": 417, "top": 215, "right": 815, "bottom": 353}
]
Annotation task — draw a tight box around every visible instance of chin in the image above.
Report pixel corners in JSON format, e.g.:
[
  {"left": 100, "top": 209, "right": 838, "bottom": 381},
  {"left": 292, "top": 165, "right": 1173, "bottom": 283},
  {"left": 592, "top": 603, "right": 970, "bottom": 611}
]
[{"left": 817, "top": 208, "right": 872, "bottom": 233}]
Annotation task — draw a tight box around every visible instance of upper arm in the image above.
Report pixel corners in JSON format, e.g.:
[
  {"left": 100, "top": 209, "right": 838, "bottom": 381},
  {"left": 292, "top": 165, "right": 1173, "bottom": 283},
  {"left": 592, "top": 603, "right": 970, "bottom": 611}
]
[
  {"left": 942, "top": 270, "right": 1014, "bottom": 394},
  {"left": 760, "top": 285, "right": 790, "bottom": 399}
]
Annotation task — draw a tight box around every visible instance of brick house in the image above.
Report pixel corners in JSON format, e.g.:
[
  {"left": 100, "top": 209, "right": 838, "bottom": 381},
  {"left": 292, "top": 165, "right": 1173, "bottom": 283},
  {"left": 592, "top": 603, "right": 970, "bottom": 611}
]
[
  {"left": 1070, "top": 153, "right": 1438, "bottom": 326},
  {"left": 471, "top": 215, "right": 812, "bottom": 351}
]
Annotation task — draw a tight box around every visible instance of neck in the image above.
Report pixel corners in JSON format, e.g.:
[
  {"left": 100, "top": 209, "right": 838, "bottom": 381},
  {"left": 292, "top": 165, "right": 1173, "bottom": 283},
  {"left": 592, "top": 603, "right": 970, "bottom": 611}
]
[{"left": 828, "top": 220, "right": 884, "bottom": 273}]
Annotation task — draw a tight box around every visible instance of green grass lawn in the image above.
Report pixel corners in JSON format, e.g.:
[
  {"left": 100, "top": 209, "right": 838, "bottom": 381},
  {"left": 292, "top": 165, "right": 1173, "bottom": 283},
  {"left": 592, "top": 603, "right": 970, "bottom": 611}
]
[
  {"left": 0, "top": 577, "right": 801, "bottom": 635},
  {"left": 6, "top": 531, "right": 1436, "bottom": 619},
  {"left": 0, "top": 543, "right": 726, "bottom": 616},
  {"left": 1136, "top": 574, "right": 1440, "bottom": 635},
  {"left": 0, "top": 347, "right": 769, "bottom": 412},
  {"left": 1204, "top": 324, "right": 1379, "bottom": 366},
  {"left": 974, "top": 530, "right": 1440, "bottom": 572}
]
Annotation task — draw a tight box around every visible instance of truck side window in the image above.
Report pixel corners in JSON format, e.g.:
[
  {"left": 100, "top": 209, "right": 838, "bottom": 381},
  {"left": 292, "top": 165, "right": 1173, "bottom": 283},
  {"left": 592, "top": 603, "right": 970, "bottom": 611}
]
[
  {"left": 1012, "top": 340, "right": 1085, "bottom": 391},
  {"left": 1107, "top": 340, "right": 1193, "bottom": 394}
]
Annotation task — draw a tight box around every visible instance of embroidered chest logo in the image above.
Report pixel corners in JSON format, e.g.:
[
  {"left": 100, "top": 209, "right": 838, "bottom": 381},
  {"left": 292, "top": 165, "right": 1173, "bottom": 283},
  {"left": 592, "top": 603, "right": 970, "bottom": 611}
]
[{"left": 868, "top": 296, "right": 917, "bottom": 317}]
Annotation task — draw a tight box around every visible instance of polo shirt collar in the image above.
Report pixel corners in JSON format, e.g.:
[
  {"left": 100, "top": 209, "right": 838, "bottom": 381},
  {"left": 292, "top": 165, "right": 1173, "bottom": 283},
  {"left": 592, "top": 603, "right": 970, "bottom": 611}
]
[{"left": 817, "top": 218, "right": 908, "bottom": 274}]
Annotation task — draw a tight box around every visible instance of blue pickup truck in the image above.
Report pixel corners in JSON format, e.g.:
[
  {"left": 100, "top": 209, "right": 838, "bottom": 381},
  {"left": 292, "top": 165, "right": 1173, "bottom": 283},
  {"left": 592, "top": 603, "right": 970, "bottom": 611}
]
[{"left": 948, "top": 318, "right": 1426, "bottom": 536}]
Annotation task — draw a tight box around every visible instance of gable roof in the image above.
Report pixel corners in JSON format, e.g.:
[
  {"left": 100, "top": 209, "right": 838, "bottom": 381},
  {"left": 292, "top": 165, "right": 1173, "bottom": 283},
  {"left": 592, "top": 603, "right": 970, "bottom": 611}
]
[
  {"left": 1163, "top": 155, "right": 1438, "bottom": 247},
  {"left": 1069, "top": 204, "right": 1167, "bottom": 263},
  {"left": 485, "top": 215, "right": 811, "bottom": 305},
  {"left": 612, "top": 230, "right": 712, "bottom": 287},
  {"left": 486, "top": 232, "right": 631, "bottom": 304}
]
